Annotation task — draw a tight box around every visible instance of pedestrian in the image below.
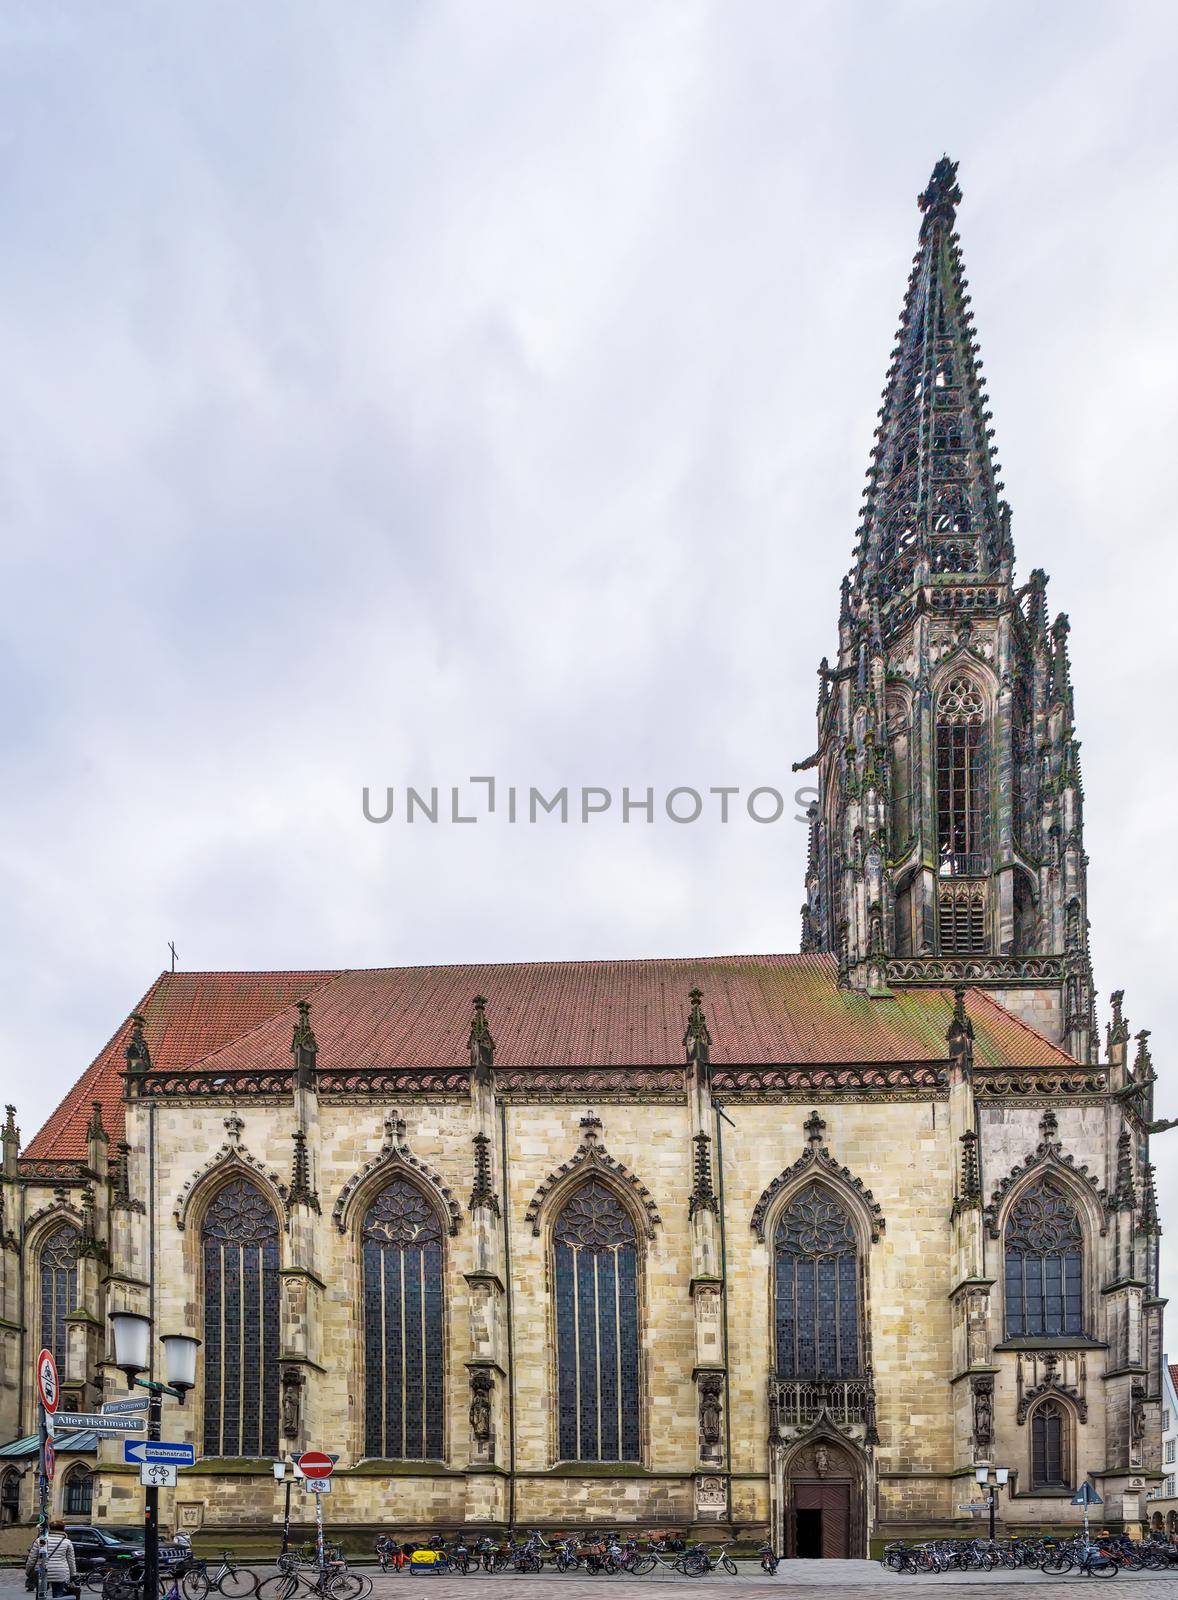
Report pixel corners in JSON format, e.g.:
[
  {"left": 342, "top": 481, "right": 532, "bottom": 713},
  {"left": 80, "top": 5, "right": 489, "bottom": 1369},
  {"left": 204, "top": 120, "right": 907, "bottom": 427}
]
[{"left": 25, "top": 1520, "right": 79, "bottom": 1599}]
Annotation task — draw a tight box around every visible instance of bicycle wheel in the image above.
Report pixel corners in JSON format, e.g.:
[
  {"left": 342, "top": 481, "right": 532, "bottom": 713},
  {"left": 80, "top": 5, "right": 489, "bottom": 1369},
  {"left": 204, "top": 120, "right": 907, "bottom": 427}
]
[
  {"left": 256, "top": 1574, "right": 304, "bottom": 1600},
  {"left": 325, "top": 1573, "right": 365, "bottom": 1600},
  {"left": 182, "top": 1572, "right": 212, "bottom": 1600},
  {"left": 85, "top": 1571, "right": 110, "bottom": 1593},
  {"left": 218, "top": 1570, "right": 258, "bottom": 1600},
  {"left": 720, "top": 1556, "right": 737, "bottom": 1576}
]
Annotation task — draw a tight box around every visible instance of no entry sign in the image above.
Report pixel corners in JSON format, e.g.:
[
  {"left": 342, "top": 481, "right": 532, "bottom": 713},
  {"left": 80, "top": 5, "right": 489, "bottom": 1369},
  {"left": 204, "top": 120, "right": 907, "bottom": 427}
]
[
  {"left": 36, "top": 1349, "right": 59, "bottom": 1414},
  {"left": 297, "top": 1451, "right": 334, "bottom": 1480}
]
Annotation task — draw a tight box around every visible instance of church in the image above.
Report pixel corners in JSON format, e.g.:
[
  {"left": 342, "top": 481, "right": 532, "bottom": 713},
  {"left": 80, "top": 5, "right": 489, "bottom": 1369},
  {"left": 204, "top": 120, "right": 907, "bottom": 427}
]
[{"left": 0, "top": 159, "right": 1165, "bottom": 1558}]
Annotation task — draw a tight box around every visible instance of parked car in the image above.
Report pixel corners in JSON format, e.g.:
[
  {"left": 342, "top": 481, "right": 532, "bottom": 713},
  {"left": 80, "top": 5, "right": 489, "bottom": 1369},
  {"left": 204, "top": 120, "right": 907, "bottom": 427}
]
[{"left": 66, "top": 1525, "right": 190, "bottom": 1573}]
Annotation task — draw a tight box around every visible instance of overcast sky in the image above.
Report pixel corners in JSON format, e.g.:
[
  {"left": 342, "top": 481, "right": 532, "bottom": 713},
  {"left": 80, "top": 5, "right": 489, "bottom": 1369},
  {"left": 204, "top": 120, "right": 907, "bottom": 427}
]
[{"left": 3, "top": 1, "right": 1178, "bottom": 1298}]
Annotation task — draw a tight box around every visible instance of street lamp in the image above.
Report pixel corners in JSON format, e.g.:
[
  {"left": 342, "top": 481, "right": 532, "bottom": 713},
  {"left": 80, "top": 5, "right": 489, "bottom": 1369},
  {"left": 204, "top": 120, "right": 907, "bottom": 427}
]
[
  {"left": 273, "top": 1457, "right": 295, "bottom": 1554},
  {"left": 975, "top": 1465, "right": 1009, "bottom": 1541},
  {"left": 108, "top": 1314, "right": 201, "bottom": 1600}
]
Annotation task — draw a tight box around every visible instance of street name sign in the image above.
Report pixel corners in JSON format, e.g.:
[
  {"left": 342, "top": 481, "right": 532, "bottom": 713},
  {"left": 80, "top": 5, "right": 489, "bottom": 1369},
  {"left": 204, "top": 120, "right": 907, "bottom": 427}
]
[
  {"left": 957, "top": 1502, "right": 989, "bottom": 1511},
  {"left": 102, "top": 1396, "right": 151, "bottom": 1417},
  {"left": 124, "top": 1440, "right": 196, "bottom": 1468},
  {"left": 55, "top": 1412, "right": 145, "bottom": 1434},
  {"left": 36, "top": 1350, "right": 59, "bottom": 1414},
  {"left": 140, "top": 1464, "right": 178, "bottom": 1489}
]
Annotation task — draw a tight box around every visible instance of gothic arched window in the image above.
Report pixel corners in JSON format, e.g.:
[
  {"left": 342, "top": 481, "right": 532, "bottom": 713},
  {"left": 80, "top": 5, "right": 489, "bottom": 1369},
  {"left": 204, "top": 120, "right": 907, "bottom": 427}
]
[
  {"left": 1004, "top": 1180, "right": 1084, "bottom": 1338},
  {"left": 774, "top": 1183, "right": 861, "bottom": 1379},
  {"left": 936, "top": 674, "right": 990, "bottom": 892},
  {"left": 40, "top": 1224, "right": 79, "bottom": 1377},
  {"left": 1030, "top": 1399, "right": 1070, "bottom": 1490},
  {"left": 201, "top": 1180, "right": 280, "bottom": 1458},
  {"left": 362, "top": 1179, "right": 445, "bottom": 1460},
  {"left": 63, "top": 1467, "right": 93, "bottom": 1517},
  {"left": 553, "top": 1180, "right": 641, "bottom": 1463},
  {"left": 1, "top": 1467, "right": 20, "bottom": 1525}
]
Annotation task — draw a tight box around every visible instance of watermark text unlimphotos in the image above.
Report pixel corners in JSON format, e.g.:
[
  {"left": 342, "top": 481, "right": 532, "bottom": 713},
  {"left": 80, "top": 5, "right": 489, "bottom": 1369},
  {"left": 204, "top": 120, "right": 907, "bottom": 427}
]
[{"left": 362, "top": 778, "right": 819, "bottom": 826}]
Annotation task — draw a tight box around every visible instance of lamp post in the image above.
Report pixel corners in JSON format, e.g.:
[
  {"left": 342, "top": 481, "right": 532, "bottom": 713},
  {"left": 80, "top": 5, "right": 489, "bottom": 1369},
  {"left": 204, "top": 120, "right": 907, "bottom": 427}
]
[
  {"left": 109, "top": 1313, "right": 200, "bottom": 1600},
  {"left": 273, "top": 1458, "right": 294, "bottom": 1555},
  {"left": 975, "top": 1465, "right": 1009, "bottom": 1542}
]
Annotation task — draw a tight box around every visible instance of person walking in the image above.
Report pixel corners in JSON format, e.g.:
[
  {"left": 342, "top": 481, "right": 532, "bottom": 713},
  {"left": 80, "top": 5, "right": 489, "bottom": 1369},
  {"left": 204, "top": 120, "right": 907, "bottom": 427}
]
[{"left": 26, "top": 1521, "right": 78, "bottom": 1599}]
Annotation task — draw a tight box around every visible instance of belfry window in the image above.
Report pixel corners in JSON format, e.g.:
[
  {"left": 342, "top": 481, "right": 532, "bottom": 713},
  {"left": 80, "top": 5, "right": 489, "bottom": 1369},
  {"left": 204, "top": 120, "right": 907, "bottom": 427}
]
[
  {"left": 553, "top": 1180, "right": 641, "bottom": 1463},
  {"left": 774, "top": 1183, "right": 860, "bottom": 1379},
  {"left": 936, "top": 675, "right": 989, "bottom": 880},
  {"left": 1030, "top": 1400, "right": 1070, "bottom": 1491},
  {"left": 201, "top": 1180, "right": 280, "bottom": 1458},
  {"left": 362, "top": 1179, "right": 445, "bottom": 1460},
  {"left": 40, "top": 1224, "right": 79, "bottom": 1378},
  {"left": 1004, "top": 1180, "right": 1084, "bottom": 1339}
]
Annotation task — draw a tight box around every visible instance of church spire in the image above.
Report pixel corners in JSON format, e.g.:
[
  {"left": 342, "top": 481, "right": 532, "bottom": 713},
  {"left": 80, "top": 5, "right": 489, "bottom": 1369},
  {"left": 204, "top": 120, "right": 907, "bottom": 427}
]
[
  {"left": 854, "top": 156, "right": 1009, "bottom": 607},
  {"left": 799, "top": 160, "right": 1097, "bottom": 1064}
]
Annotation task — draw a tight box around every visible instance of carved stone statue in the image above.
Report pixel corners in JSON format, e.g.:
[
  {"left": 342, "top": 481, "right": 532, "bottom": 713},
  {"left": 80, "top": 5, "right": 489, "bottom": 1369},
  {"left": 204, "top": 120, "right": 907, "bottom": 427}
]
[
  {"left": 971, "top": 1375, "right": 994, "bottom": 1450},
  {"left": 469, "top": 1369, "right": 493, "bottom": 1442},
  {"left": 281, "top": 1368, "right": 304, "bottom": 1439},
  {"left": 699, "top": 1372, "right": 723, "bottom": 1450},
  {"left": 814, "top": 1444, "right": 830, "bottom": 1478},
  {"left": 1131, "top": 1381, "right": 1146, "bottom": 1447}
]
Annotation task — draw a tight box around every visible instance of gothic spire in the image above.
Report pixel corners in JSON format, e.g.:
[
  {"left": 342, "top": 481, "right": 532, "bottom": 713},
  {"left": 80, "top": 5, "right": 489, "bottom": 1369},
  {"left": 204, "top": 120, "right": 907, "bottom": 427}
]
[{"left": 853, "top": 156, "right": 1008, "bottom": 610}]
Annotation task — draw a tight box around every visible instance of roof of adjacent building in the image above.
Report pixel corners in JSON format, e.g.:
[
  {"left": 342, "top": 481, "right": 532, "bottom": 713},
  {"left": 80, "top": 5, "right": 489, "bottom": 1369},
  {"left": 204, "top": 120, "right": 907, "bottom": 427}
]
[
  {"left": 0, "top": 1431, "right": 97, "bottom": 1458},
  {"left": 23, "top": 953, "right": 1075, "bottom": 1161}
]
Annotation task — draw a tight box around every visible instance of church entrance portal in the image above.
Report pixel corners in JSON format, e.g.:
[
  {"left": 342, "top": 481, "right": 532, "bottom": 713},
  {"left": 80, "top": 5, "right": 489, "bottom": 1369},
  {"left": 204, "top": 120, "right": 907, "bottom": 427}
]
[{"left": 774, "top": 1436, "right": 866, "bottom": 1558}]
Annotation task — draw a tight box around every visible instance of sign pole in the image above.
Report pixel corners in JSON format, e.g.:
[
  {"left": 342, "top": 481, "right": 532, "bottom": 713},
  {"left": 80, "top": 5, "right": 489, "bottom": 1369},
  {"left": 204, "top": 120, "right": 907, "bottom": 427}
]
[
  {"left": 36, "top": 1407, "right": 49, "bottom": 1600},
  {"left": 142, "top": 1388, "right": 163, "bottom": 1600},
  {"left": 315, "top": 1486, "right": 324, "bottom": 1575}
]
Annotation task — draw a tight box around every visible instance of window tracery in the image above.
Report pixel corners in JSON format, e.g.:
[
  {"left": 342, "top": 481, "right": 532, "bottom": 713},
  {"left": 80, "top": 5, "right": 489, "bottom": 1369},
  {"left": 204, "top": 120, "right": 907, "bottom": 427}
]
[
  {"left": 553, "top": 1179, "right": 640, "bottom": 1464},
  {"left": 362, "top": 1178, "right": 445, "bottom": 1460},
  {"left": 39, "top": 1224, "right": 79, "bottom": 1377},
  {"left": 1004, "top": 1179, "right": 1084, "bottom": 1338},
  {"left": 201, "top": 1179, "right": 280, "bottom": 1458},
  {"left": 774, "top": 1183, "right": 860, "bottom": 1380}
]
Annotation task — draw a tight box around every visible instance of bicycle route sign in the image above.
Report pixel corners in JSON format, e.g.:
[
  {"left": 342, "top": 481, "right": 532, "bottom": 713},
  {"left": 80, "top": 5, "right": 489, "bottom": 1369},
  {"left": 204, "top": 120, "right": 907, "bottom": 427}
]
[
  {"left": 36, "top": 1349, "right": 59, "bottom": 1414},
  {"left": 140, "top": 1464, "right": 178, "bottom": 1489},
  {"left": 124, "top": 1440, "right": 196, "bottom": 1467},
  {"left": 305, "top": 1479, "right": 332, "bottom": 1494},
  {"left": 297, "top": 1451, "right": 334, "bottom": 1480}
]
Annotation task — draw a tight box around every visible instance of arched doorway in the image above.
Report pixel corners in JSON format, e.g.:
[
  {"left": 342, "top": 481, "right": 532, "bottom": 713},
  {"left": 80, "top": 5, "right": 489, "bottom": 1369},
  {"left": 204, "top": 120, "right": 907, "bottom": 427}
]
[{"left": 776, "top": 1433, "right": 868, "bottom": 1558}]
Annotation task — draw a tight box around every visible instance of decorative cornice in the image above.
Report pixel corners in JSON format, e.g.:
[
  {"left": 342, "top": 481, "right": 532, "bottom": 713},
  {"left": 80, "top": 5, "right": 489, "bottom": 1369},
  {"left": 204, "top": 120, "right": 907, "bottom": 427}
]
[
  {"left": 984, "top": 1111, "right": 1108, "bottom": 1239},
  {"left": 886, "top": 955, "right": 1067, "bottom": 986},
  {"left": 751, "top": 1111, "right": 886, "bottom": 1242},
  {"left": 172, "top": 1116, "right": 290, "bottom": 1231},
  {"left": 523, "top": 1114, "right": 662, "bottom": 1238},
  {"left": 1016, "top": 1351, "right": 1088, "bottom": 1425},
  {"left": 331, "top": 1112, "right": 461, "bottom": 1236}
]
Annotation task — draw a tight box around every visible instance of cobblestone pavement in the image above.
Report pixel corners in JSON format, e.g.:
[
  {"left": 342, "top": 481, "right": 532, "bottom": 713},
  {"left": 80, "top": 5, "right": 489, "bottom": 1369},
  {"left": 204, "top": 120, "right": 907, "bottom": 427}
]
[{"left": 9, "top": 1564, "right": 1178, "bottom": 1598}]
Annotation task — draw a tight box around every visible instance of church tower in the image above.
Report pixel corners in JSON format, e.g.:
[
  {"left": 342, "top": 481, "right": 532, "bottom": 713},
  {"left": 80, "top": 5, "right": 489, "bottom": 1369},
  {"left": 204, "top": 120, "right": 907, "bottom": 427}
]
[{"left": 797, "top": 158, "right": 1096, "bottom": 1063}]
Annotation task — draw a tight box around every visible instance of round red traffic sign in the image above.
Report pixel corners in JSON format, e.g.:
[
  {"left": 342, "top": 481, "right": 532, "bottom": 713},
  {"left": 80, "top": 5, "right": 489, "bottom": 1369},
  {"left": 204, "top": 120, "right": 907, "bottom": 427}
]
[
  {"left": 297, "top": 1451, "right": 334, "bottom": 1480},
  {"left": 43, "top": 1442, "right": 56, "bottom": 1484},
  {"left": 36, "top": 1349, "right": 59, "bottom": 1414}
]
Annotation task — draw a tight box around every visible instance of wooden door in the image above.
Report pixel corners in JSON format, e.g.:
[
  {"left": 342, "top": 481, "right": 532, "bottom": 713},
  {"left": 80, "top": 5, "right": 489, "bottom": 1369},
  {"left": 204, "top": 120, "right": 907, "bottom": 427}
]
[{"left": 794, "top": 1482, "right": 851, "bottom": 1558}]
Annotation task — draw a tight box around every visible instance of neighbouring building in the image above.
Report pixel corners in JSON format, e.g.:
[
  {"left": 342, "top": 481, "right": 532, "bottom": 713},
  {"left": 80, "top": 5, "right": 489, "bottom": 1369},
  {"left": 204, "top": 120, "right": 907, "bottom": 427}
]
[
  {"left": 1145, "top": 1359, "right": 1178, "bottom": 1535},
  {"left": 0, "top": 159, "right": 1167, "bottom": 1558}
]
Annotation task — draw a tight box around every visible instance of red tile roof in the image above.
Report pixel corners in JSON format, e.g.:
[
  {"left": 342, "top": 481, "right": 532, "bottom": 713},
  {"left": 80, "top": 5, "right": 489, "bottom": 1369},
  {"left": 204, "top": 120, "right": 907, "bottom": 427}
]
[{"left": 23, "top": 954, "right": 1074, "bottom": 1161}]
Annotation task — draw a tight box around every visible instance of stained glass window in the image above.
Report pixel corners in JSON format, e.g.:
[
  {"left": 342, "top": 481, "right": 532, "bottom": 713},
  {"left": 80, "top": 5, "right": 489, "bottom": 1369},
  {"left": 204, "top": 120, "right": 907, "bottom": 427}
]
[
  {"left": 362, "top": 1178, "right": 445, "bottom": 1460},
  {"left": 40, "top": 1224, "right": 79, "bottom": 1377},
  {"left": 1031, "top": 1400, "right": 1068, "bottom": 1489},
  {"left": 936, "top": 675, "right": 989, "bottom": 884},
  {"left": 553, "top": 1180, "right": 640, "bottom": 1463},
  {"left": 774, "top": 1184, "right": 860, "bottom": 1379},
  {"left": 1004, "top": 1180, "right": 1084, "bottom": 1338},
  {"left": 201, "top": 1180, "right": 280, "bottom": 1458}
]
